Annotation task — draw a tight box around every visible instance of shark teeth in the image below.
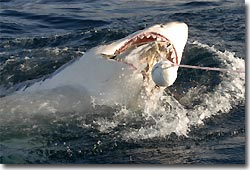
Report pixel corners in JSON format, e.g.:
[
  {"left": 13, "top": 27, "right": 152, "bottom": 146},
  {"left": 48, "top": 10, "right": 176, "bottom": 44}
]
[
  {"left": 157, "top": 37, "right": 162, "bottom": 41},
  {"left": 133, "top": 33, "right": 167, "bottom": 43},
  {"left": 139, "top": 35, "right": 144, "bottom": 39},
  {"left": 115, "top": 31, "right": 174, "bottom": 56}
]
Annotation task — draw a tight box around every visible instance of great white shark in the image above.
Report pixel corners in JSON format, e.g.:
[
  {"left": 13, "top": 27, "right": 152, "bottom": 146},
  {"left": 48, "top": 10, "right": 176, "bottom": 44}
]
[{"left": 3, "top": 22, "right": 188, "bottom": 107}]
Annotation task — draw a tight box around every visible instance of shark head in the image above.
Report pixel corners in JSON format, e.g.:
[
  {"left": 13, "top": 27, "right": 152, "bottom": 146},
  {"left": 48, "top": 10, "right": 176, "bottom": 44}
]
[{"left": 98, "top": 21, "right": 188, "bottom": 87}]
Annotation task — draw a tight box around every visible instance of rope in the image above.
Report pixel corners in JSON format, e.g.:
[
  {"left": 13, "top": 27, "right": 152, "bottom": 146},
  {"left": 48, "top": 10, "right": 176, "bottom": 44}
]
[{"left": 171, "top": 63, "right": 245, "bottom": 74}]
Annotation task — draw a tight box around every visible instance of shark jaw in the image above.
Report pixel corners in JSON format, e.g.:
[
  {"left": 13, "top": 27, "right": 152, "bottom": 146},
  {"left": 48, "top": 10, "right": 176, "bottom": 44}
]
[
  {"left": 113, "top": 31, "right": 179, "bottom": 64},
  {"left": 99, "top": 21, "right": 188, "bottom": 87}
]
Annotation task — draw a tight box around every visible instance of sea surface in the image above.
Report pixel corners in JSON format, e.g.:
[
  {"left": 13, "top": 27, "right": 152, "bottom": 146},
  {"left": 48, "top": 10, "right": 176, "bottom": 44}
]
[{"left": 0, "top": 0, "right": 246, "bottom": 164}]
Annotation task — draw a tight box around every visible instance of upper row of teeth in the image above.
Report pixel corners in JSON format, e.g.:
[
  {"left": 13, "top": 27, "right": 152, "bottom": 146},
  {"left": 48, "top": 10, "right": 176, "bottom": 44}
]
[
  {"left": 114, "top": 33, "right": 169, "bottom": 55},
  {"left": 135, "top": 33, "right": 166, "bottom": 42}
]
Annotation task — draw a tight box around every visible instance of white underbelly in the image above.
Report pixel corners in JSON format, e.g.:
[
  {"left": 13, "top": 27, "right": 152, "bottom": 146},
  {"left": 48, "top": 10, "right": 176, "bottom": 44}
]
[{"left": 18, "top": 48, "right": 144, "bottom": 106}]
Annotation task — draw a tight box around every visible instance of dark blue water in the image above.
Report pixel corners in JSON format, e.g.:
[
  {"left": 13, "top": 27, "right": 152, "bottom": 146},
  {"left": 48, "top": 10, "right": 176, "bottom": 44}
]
[{"left": 0, "top": 0, "right": 246, "bottom": 164}]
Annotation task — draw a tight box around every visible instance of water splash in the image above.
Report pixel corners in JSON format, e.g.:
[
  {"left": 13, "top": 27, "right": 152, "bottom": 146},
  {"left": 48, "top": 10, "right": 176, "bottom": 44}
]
[{"left": 90, "top": 41, "right": 245, "bottom": 140}]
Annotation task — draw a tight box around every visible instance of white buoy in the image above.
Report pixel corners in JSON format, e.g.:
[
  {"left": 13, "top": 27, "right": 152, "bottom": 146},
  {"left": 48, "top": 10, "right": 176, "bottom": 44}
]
[{"left": 151, "top": 60, "right": 178, "bottom": 87}]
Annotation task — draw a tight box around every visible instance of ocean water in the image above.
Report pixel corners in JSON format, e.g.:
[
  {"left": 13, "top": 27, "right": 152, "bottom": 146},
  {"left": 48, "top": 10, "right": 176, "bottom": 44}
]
[{"left": 0, "top": 0, "right": 246, "bottom": 164}]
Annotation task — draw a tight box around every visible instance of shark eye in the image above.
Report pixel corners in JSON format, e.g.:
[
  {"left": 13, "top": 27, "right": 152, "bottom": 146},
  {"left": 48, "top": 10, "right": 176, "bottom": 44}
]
[{"left": 160, "top": 24, "right": 164, "bottom": 28}]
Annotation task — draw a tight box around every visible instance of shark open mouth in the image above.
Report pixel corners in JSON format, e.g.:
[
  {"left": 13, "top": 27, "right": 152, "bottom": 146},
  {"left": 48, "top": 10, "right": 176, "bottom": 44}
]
[
  {"left": 99, "top": 22, "right": 188, "bottom": 88},
  {"left": 113, "top": 31, "right": 179, "bottom": 65}
]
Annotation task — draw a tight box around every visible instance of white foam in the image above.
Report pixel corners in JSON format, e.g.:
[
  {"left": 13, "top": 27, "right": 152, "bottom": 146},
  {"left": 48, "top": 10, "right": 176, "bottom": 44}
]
[{"left": 0, "top": 86, "right": 91, "bottom": 125}]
